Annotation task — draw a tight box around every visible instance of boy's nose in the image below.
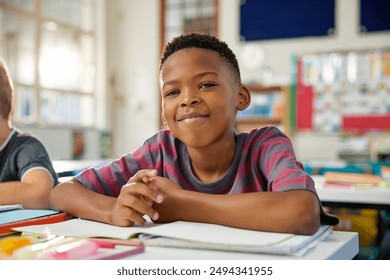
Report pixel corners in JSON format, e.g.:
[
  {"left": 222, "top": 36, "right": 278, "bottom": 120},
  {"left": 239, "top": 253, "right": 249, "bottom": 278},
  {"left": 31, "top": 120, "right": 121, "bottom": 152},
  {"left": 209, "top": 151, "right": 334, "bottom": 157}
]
[{"left": 180, "top": 90, "right": 200, "bottom": 106}]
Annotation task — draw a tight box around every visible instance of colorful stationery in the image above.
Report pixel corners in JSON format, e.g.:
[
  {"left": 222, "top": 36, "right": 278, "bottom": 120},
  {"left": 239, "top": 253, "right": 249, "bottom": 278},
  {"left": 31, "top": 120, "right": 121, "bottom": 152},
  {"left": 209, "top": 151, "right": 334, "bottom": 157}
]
[{"left": 12, "top": 236, "right": 144, "bottom": 260}]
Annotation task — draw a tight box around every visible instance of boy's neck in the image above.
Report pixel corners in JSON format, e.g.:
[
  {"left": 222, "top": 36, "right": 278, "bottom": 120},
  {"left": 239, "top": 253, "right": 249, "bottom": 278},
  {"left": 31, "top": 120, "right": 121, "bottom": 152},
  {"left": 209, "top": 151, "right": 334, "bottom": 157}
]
[{"left": 187, "top": 139, "right": 236, "bottom": 183}]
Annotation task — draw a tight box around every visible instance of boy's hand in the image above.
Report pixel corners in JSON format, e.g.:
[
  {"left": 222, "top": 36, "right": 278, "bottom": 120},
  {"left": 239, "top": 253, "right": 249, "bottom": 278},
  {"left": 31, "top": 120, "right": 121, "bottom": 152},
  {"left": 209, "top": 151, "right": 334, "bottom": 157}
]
[
  {"left": 109, "top": 169, "right": 163, "bottom": 227},
  {"left": 148, "top": 176, "right": 183, "bottom": 223}
]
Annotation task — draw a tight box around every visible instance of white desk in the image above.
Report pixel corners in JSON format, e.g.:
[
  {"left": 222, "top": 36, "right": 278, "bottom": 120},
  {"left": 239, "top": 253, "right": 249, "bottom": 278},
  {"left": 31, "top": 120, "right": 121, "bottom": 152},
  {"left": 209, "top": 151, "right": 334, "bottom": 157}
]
[
  {"left": 124, "top": 231, "right": 358, "bottom": 260},
  {"left": 313, "top": 175, "right": 390, "bottom": 211},
  {"left": 314, "top": 174, "right": 390, "bottom": 253},
  {"left": 52, "top": 160, "right": 108, "bottom": 176},
  {"left": 52, "top": 160, "right": 104, "bottom": 173}
]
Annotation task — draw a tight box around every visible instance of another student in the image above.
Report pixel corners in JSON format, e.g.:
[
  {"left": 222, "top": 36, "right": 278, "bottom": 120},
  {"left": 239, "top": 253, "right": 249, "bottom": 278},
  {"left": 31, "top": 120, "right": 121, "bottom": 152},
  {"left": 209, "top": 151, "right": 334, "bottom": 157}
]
[
  {"left": 50, "top": 33, "right": 338, "bottom": 234},
  {"left": 0, "top": 57, "right": 58, "bottom": 209}
]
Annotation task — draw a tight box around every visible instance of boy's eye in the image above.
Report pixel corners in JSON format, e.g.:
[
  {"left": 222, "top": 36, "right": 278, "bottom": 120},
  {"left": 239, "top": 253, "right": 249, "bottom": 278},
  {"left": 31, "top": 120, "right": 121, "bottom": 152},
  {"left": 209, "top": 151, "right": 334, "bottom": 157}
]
[
  {"left": 165, "top": 90, "right": 180, "bottom": 97},
  {"left": 199, "top": 82, "right": 216, "bottom": 89}
]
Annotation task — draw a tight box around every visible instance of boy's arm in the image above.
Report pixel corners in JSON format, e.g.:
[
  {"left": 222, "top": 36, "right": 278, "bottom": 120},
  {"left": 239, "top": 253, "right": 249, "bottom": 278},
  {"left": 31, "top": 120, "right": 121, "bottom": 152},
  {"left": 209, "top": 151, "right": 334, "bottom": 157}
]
[
  {"left": 49, "top": 170, "right": 163, "bottom": 226},
  {"left": 151, "top": 177, "right": 320, "bottom": 235},
  {"left": 0, "top": 169, "right": 53, "bottom": 209},
  {"left": 49, "top": 179, "right": 118, "bottom": 223}
]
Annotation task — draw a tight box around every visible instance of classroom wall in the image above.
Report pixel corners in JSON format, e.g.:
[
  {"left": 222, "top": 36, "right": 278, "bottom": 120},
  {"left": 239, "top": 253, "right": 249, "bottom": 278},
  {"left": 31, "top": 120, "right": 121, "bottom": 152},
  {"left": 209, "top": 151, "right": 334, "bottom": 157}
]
[
  {"left": 220, "top": 0, "right": 390, "bottom": 86},
  {"left": 106, "top": 0, "right": 161, "bottom": 158},
  {"left": 19, "top": 0, "right": 390, "bottom": 161}
]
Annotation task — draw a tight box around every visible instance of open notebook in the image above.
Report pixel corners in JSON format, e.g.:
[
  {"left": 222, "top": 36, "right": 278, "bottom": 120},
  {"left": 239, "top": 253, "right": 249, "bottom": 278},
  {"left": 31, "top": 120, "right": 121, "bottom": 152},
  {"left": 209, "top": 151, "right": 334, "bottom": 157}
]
[{"left": 12, "top": 219, "right": 332, "bottom": 257}]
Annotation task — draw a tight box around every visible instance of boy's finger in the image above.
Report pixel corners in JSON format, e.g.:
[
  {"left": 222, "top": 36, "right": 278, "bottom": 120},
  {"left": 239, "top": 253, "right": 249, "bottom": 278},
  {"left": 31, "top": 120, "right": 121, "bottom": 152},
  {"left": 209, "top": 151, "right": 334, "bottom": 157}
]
[
  {"left": 123, "top": 196, "right": 159, "bottom": 222},
  {"left": 123, "top": 208, "right": 147, "bottom": 225},
  {"left": 124, "top": 182, "right": 163, "bottom": 204},
  {"left": 129, "top": 169, "right": 157, "bottom": 183}
]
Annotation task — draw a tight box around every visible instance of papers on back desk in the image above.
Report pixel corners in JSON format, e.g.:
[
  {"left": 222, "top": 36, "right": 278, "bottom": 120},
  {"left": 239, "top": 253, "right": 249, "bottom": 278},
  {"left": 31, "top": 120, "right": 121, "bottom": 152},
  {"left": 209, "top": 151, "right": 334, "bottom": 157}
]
[{"left": 12, "top": 219, "right": 332, "bottom": 257}]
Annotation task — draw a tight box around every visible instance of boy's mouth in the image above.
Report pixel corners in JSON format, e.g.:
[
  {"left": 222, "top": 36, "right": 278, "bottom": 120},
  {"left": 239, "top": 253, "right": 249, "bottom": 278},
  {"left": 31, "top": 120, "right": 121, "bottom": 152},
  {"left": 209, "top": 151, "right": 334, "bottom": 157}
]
[{"left": 177, "top": 111, "right": 210, "bottom": 123}]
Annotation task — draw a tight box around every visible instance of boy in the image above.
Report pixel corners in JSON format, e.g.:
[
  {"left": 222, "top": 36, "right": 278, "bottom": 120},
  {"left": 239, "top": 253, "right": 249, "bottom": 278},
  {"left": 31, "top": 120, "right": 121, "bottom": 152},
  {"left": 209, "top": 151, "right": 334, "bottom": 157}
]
[
  {"left": 0, "top": 57, "right": 58, "bottom": 208},
  {"left": 50, "top": 33, "right": 338, "bottom": 234}
]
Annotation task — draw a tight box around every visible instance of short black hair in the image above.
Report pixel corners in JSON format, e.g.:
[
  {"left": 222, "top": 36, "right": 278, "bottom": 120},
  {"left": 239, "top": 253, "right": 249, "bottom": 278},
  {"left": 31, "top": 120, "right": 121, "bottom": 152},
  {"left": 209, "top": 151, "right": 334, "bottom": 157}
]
[{"left": 160, "top": 33, "right": 241, "bottom": 84}]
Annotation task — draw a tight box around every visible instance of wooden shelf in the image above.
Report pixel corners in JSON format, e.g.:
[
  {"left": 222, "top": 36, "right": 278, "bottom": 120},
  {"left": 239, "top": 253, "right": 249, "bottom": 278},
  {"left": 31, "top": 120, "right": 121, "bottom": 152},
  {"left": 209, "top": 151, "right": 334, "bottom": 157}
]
[
  {"left": 245, "top": 85, "right": 284, "bottom": 93},
  {"left": 236, "top": 117, "right": 282, "bottom": 125},
  {"left": 235, "top": 85, "right": 289, "bottom": 134}
]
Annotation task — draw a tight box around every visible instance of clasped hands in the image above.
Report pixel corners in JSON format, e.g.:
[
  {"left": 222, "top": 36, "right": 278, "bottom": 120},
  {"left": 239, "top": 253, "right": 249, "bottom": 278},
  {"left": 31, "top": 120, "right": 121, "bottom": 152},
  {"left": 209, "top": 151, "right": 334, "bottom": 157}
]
[{"left": 109, "top": 169, "right": 180, "bottom": 227}]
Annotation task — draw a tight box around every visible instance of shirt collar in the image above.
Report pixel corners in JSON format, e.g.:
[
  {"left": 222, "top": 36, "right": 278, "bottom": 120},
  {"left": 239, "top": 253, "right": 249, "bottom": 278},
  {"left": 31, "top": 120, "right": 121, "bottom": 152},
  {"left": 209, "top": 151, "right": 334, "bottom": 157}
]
[{"left": 0, "top": 128, "right": 16, "bottom": 152}]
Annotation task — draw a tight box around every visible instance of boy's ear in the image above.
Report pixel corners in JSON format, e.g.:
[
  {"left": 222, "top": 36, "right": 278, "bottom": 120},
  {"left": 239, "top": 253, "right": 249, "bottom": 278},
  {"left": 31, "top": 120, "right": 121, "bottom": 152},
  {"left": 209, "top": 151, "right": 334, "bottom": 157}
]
[
  {"left": 236, "top": 85, "right": 251, "bottom": 111},
  {"left": 161, "top": 113, "right": 167, "bottom": 125}
]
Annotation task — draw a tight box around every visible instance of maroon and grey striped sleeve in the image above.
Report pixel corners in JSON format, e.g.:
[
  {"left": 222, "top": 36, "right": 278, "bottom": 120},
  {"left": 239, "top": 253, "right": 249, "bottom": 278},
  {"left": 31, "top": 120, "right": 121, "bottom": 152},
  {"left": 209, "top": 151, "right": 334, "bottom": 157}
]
[{"left": 249, "top": 126, "right": 315, "bottom": 193}]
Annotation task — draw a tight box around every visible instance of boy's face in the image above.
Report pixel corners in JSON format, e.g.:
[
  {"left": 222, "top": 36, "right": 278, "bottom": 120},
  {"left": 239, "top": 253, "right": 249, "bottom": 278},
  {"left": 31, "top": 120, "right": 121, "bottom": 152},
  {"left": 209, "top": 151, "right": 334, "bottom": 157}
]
[{"left": 160, "top": 47, "right": 249, "bottom": 148}]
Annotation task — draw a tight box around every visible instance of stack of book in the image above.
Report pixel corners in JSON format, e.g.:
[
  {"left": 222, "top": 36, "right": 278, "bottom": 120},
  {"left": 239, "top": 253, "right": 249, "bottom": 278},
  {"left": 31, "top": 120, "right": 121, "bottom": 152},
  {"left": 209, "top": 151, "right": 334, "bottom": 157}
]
[{"left": 323, "top": 172, "right": 384, "bottom": 188}]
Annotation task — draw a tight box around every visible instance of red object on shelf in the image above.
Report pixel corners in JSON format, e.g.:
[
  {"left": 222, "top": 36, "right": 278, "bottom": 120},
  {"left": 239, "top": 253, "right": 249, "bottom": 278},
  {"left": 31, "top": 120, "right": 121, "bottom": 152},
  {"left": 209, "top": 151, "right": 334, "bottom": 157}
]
[{"left": 342, "top": 115, "right": 390, "bottom": 132}]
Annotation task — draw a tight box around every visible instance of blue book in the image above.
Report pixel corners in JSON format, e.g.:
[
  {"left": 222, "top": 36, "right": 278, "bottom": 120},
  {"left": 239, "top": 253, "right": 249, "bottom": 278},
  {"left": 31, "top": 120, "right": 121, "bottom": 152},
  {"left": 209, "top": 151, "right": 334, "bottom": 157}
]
[
  {"left": 0, "top": 209, "right": 60, "bottom": 225},
  {"left": 0, "top": 209, "right": 69, "bottom": 236}
]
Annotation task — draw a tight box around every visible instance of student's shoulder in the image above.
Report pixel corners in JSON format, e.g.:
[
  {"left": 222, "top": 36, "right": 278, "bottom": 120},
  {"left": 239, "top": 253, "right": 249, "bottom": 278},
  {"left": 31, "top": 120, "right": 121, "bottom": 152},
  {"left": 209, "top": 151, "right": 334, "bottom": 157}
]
[
  {"left": 15, "top": 130, "right": 38, "bottom": 141},
  {"left": 13, "top": 129, "right": 46, "bottom": 148}
]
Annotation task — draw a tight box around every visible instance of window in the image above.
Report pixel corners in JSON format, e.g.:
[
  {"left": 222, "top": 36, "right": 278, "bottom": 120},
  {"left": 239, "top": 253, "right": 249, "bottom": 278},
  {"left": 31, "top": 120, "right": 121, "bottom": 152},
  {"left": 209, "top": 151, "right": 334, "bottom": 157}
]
[
  {"left": 161, "top": 0, "right": 218, "bottom": 48},
  {"left": 0, "top": 0, "right": 96, "bottom": 127}
]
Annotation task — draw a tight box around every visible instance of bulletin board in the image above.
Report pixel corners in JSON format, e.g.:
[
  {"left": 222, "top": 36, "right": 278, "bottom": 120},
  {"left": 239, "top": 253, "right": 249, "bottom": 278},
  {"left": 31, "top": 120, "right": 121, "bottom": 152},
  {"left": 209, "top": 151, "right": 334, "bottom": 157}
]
[
  {"left": 293, "top": 48, "right": 390, "bottom": 133},
  {"left": 360, "top": 0, "right": 390, "bottom": 33},
  {"left": 240, "top": 0, "right": 335, "bottom": 41}
]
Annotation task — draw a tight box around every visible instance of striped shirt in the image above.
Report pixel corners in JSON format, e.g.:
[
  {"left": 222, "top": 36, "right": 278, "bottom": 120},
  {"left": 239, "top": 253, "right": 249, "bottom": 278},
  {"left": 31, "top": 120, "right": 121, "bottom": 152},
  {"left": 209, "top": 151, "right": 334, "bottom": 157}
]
[{"left": 75, "top": 126, "right": 338, "bottom": 225}]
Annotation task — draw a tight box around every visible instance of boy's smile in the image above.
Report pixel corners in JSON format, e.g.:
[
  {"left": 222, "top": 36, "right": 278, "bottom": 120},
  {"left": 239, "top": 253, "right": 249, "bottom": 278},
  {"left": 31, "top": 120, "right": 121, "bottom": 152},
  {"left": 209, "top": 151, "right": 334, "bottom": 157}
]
[{"left": 176, "top": 110, "right": 210, "bottom": 124}]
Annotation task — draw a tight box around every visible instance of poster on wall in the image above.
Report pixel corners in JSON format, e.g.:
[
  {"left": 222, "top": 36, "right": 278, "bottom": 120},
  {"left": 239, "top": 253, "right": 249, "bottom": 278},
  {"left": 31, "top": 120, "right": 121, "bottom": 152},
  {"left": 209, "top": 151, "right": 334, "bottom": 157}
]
[{"left": 295, "top": 48, "right": 390, "bottom": 133}]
